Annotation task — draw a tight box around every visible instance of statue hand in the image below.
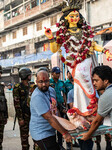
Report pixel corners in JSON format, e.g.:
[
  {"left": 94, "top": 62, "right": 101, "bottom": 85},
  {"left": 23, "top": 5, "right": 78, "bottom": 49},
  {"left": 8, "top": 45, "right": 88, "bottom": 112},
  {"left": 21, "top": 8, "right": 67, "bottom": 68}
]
[
  {"left": 44, "top": 27, "right": 54, "bottom": 39},
  {"left": 106, "top": 51, "right": 112, "bottom": 61}
]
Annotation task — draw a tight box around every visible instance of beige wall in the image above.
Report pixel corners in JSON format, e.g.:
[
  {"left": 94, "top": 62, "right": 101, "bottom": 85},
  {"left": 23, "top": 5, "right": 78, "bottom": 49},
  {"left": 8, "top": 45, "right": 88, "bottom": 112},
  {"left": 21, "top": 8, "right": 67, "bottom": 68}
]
[
  {"left": 0, "top": 10, "right": 4, "bottom": 31},
  {"left": 1, "top": 12, "right": 61, "bottom": 51},
  {"left": 90, "top": 0, "right": 112, "bottom": 27},
  {"left": 0, "top": 0, "right": 112, "bottom": 66}
]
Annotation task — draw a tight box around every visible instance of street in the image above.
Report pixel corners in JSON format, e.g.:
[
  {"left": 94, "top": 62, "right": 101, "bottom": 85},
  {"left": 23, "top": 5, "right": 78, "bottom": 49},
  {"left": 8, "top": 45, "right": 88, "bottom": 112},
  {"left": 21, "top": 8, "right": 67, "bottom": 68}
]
[
  {"left": 3, "top": 117, "right": 33, "bottom": 150},
  {"left": 2, "top": 117, "right": 107, "bottom": 150}
]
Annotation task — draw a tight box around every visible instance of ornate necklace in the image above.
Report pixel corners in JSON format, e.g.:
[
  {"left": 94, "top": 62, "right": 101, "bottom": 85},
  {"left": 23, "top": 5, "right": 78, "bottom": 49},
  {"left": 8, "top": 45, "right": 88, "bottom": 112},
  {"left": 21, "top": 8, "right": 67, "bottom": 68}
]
[
  {"left": 68, "top": 27, "right": 78, "bottom": 32},
  {"left": 69, "top": 29, "right": 82, "bottom": 41},
  {"left": 56, "top": 20, "right": 94, "bottom": 68}
]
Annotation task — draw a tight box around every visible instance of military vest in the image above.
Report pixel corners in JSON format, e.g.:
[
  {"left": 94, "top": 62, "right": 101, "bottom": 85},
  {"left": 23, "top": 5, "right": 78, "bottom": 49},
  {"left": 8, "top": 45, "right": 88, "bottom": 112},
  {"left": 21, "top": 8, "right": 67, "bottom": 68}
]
[
  {"left": 0, "top": 84, "right": 7, "bottom": 112},
  {"left": 15, "top": 82, "right": 36, "bottom": 115}
]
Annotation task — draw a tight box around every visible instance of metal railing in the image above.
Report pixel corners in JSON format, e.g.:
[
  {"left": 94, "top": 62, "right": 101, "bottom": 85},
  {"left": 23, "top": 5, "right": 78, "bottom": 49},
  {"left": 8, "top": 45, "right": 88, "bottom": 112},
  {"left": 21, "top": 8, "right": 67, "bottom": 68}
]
[{"left": 4, "top": 0, "right": 63, "bottom": 21}]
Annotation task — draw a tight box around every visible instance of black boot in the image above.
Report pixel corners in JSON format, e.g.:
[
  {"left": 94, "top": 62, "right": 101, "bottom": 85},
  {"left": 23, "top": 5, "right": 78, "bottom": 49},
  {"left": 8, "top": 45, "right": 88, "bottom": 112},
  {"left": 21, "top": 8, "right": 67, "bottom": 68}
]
[
  {"left": 106, "top": 141, "right": 112, "bottom": 150},
  {"left": 96, "top": 143, "right": 101, "bottom": 150},
  {"left": 66, "top": 142, "right": 71, "bottom": 150},
  {"left": 22, "top": 144, "right": 30, "bottom": 150},
  {"left": 59, "top": 145, "right": 66, "bottom": 150}
]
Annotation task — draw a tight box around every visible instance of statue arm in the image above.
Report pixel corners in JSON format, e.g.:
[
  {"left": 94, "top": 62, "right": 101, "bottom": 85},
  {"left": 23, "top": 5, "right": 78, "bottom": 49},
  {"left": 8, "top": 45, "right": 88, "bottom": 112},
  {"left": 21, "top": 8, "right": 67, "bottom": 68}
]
[
  {"left": 92, "top": 41, "right": 103, "bottom": 52},
  {"left": 45, "top": 28, "right": 61, "bottom": 53},
  {"left": 92, "top": 41, "right": 112, "bottom": 61},
  {"left": 50, "top": 41, "right": 61, "bottom": 53}
]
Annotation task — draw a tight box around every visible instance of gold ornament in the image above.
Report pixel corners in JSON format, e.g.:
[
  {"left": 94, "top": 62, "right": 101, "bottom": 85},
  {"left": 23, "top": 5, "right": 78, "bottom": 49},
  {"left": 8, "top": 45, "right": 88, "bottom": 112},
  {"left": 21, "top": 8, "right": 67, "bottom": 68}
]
[{"left": 61, "top": 0, "right": 83, "bottom": 12}]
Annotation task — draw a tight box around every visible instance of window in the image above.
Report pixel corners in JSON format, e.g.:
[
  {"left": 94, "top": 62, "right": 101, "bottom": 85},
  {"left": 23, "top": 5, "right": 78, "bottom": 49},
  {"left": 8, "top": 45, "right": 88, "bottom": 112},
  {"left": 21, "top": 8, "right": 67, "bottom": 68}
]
[
  {"left": 23, "top": 27, "right": 27, "bottom": 36},
  {"left": 2, "top": 35, "right": 6, "bottom": 42},
  {"left": 21, "top": 50, "right": 26, "bottom": 56},
  {"left": 31, "top": 0, "right": 37, "bottom": 8},
  {"left": 13, "top": 31, "right": 16, "bottom": 39},
  {"left": 51, "top": 15, "right": 57, "bottom": 26},
  {"left": 35, "top": 42, "right": 43, "bottom": 53},
  {"left": 0, "top": 51, "right": 12, "bottom": 59},
  {"left": 13, "top": 47, "right": 25, "bottom": 57},
  {"left": 36, "top": 22, "right": 42, "bottom": 31}
]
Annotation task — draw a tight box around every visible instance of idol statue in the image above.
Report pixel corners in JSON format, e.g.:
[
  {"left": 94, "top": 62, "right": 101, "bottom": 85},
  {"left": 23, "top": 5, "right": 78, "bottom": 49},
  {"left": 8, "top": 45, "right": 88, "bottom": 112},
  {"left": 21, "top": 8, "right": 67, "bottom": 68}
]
[{"left": 45, "top": 0, "right": 112, "bottom": 130}]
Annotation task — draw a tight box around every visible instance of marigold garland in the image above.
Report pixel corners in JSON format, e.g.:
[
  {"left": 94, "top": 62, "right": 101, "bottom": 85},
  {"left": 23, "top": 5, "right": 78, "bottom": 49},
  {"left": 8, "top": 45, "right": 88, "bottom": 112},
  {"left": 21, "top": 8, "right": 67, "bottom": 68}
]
[{"left": 56, "top": 19, "right": 95, "bottom": 68}]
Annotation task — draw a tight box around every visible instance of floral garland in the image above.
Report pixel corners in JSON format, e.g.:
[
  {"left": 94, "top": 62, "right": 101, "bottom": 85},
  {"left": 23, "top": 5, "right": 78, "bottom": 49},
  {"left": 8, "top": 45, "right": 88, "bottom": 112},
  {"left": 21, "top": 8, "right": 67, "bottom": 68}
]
[{"left": 56, "top": 19, "right": 95, "bottom": 68}]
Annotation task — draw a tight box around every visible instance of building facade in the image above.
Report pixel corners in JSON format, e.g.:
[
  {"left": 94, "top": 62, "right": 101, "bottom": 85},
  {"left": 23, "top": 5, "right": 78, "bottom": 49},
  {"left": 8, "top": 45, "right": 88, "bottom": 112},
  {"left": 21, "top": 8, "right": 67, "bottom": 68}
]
[{"left": 0, "top": 0, "right": 111, "bottom": 84}]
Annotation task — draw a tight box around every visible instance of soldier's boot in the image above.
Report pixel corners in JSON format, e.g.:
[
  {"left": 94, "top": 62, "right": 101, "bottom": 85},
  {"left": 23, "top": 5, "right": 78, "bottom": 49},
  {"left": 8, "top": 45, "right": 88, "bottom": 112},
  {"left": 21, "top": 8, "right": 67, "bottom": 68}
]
[
  {"left": 96, "top": 143, "right": 101, "bottom": 150},
  {"left": 106, "top": 141, "right": 112, "bottom": 150},
  {"left": 105, "top": 134, "right": 112, "bottom": 150},
  {"left": 22, "top": 148, "right": 29, "bottom": 150},
  {"left": 0, "top": 144, "right": 2, "bottom": 150},
  {"left": 22, "top": 144, "right": 30, "bottom": 150}
]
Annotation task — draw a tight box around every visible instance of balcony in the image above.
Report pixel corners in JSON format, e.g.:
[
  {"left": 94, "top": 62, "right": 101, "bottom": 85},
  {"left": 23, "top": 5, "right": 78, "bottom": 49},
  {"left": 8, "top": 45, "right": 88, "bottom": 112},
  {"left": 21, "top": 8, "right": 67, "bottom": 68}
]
[{"left": 4, "top": 0, "right": 63, "bottom": 29}]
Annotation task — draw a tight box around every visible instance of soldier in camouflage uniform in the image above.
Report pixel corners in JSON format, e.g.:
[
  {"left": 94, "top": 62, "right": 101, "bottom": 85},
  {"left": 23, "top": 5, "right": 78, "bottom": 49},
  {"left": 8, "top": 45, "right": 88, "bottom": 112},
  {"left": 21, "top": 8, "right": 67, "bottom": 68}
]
[
  {"left": 13, "top": 67, "right": 36, "bottom": 150},
  {"left": 0, "top": 65, "right": 8, "bottom": 150}
]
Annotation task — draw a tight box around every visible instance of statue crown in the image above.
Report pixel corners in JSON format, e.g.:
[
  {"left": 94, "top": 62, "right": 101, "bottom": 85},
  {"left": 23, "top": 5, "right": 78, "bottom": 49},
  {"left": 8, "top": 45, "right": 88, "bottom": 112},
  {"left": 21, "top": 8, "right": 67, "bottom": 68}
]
[{"left": 61, "top": 0, "right": 83, "bottom": 12}]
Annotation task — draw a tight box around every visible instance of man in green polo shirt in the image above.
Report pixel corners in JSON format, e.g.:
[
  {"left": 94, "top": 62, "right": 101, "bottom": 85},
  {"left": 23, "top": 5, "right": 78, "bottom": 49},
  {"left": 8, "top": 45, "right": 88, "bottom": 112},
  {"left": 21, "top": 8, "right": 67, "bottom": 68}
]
[
  {"left": 50, "top": 67, "right": 66, "bottom": 105},
  {"left": 50, "top": 66, "right": 66, "bottom": 150}
]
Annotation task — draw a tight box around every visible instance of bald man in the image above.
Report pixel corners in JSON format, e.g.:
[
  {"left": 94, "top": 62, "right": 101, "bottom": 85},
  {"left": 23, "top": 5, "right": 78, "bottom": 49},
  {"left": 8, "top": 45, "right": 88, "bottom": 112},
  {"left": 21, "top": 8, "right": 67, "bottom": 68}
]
[{"left": 30, "top": 68, "right": 72, "bottom": 150}]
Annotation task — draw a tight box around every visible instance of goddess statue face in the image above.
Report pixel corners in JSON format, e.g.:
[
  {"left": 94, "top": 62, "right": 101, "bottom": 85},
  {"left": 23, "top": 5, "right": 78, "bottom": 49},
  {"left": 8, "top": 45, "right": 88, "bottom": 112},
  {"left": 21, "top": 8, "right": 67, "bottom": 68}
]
[{"left": 65, "top": 10, "right": 80, "bottom": 26}]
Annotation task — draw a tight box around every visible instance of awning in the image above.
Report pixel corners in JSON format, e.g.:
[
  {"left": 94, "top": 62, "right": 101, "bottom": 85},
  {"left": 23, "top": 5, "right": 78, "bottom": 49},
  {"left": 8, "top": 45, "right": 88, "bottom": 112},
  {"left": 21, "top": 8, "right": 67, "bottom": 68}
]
[
  {"left": 0, "top": 51, "right": 53, "bottom": 68},
  {"left": 96, "top": 27, "right": 112, "bottom": 35}
]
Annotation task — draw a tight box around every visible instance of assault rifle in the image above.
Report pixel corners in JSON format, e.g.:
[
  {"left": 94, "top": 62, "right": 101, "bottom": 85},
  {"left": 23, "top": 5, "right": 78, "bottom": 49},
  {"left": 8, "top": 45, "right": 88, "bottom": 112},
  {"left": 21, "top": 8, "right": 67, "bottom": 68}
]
[{"left": 13, "top": 114, "right": 16, "bottom": 130}]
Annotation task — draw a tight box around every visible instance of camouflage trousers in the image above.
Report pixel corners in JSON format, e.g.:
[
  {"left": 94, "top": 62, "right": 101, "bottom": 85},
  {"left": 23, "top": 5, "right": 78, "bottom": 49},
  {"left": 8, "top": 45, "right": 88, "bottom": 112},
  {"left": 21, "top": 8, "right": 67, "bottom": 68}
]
[
  {"left": 0, "top": 114, "right": 6, "bottom": 150},
  {"left": 0, "top": 122, "right": 4, "bottom": 150},
  {"left": 18, "top": 114, "right": 30, "bottom": 150}
]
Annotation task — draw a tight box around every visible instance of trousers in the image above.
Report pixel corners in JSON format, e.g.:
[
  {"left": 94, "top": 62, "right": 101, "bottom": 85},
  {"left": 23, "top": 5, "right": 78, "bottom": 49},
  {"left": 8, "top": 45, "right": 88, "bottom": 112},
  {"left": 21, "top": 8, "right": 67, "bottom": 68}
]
[{"left": 33, "top": 135, "right": 60, "bottom": 150}]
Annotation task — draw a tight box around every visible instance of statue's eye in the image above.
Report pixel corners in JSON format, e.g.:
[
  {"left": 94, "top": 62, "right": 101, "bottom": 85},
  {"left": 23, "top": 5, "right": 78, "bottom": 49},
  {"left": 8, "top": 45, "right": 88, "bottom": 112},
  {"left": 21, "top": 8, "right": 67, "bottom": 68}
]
[
  {"left": 70, "top": 15, "right": 74, "bottom": 18},
  {"left": 76, "top": 15, "right": 79, "bottom": 18}
]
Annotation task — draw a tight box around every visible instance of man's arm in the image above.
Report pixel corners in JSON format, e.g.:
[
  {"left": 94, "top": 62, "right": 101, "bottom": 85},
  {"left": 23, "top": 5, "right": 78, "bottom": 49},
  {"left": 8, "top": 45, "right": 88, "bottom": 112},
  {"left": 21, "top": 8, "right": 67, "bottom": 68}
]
[
  {"left": 63, "top": 82, "right": 67, "bottom": 107},
  {"left": 81, "top": 114, "right": 104, "bottom": 141},
  {"left": 67, "top": 89, "right": 74, "bottom": 109},
  {"left": 63, "top": 93, "right": 67, "bottom": 106},
  {"left": 42, "top": 111, "right": 73, "bottom": 143},
  {"left": 69, "top": 103, "right": 73, "bottom": 109}
]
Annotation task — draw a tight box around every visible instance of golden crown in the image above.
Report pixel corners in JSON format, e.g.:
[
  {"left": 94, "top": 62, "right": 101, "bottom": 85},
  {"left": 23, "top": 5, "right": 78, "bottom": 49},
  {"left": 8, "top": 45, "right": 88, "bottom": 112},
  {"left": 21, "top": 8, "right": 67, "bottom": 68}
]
[{"left": 61, "top": 0, "right": 83, "bottom": 12}]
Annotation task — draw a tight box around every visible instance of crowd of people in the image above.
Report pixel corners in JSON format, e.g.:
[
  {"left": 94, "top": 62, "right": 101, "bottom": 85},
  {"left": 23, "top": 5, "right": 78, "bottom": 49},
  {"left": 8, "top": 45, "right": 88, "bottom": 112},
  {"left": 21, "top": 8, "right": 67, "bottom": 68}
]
[{"left": 0, "top": 64, "right": 112, "bottom": 150}]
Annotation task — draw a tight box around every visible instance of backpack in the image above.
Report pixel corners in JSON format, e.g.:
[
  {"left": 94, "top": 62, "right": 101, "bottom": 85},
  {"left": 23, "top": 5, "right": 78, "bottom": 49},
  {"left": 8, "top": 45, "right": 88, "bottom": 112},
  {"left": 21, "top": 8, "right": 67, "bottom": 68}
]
[{"left": 0, "top": 84, "right": 7, "bottom": 112}]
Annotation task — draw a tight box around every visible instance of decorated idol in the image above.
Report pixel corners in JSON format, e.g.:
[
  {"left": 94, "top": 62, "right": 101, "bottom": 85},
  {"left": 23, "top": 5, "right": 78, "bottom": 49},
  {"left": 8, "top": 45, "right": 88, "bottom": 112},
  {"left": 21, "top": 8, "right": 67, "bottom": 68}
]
[{"left": 45, "top": 0, "right": 112, "bottom": 130}]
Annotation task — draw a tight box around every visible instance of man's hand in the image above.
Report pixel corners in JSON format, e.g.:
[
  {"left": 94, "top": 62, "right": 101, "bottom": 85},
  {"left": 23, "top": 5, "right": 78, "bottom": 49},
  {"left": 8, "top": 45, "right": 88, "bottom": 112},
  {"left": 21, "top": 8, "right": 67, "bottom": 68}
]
[
  {"left": 62, "top": 108, "right": 67, "bottom": 114},
  {"left": 79, "top": 114, "right": 104, "bottom": 141},
  {"left": 19, "top": 119, "right": 24, "bottom": 126},
  {"left": 79, "top": 132, "right": 91, "bottom": 141},
  {"left": 63, "top": 132, "right": 75, "bottom": 143}
]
